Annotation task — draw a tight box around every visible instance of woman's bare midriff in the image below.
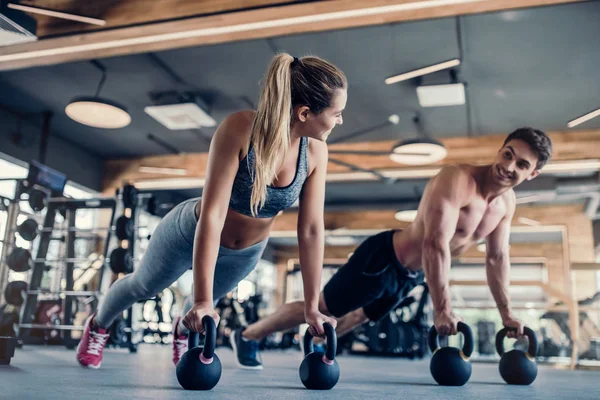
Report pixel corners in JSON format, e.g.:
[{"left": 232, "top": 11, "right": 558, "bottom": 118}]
[{"left": 194, "top": 199, "right": 275, "bottom": 250}]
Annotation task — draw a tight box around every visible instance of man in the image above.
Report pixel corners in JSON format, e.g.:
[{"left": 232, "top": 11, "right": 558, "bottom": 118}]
[{"left": 231, "top": 127, "right": 552, "bottom": 369}]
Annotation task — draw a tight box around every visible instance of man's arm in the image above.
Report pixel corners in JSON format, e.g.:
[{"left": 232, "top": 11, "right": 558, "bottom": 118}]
[
  {"left": 421, "top": 166, "right": 473, "bottom": 335},
  {"left": 485, "top": 192, "right": 524, "bottom": 336}
]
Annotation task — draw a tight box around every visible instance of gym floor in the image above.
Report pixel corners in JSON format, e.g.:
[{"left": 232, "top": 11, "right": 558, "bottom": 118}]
[{"left": 2, "top": 345, "right": 598, "bottom": 400}]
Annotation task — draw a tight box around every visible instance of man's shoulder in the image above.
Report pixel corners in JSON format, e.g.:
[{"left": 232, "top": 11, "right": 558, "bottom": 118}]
[
  {"left": 501, "top": 189, "right": 517, "bottom": 211},
  {"left": 437, "top": 164, "right": 474, "bottom": 179},
  {"left": 436, "top": 164, "right": 478, "bottom": 191}
]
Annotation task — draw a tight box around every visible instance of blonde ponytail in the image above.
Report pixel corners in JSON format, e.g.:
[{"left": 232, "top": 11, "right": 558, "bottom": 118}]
[{"left": 249, "top": 53, "right": 294, "bottom": 216}]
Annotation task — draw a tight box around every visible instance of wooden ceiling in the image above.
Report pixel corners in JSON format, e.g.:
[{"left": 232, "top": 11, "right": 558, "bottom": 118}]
[
  {"left": 103, "top": 128, "right": 600, "bottom": 192},
  {"left": 0, "top": 0, "right": 583, "bottom": 71},
  {"left": 18, "top": 0, "right": 290, "bottom": 37}
]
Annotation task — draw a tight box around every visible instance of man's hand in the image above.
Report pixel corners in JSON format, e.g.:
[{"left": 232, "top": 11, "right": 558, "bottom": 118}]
[
  {"left": 502, "top": 314, "right": 525, "bottom": 338},
  {"left": 305, "top": 309, "right": 337, "bottom": 338},
  {"left": 434, "top": 310, "right": 463, "bottom": 336}
]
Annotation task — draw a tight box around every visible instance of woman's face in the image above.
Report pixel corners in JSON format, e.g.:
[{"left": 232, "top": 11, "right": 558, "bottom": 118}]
[{"left": 293, "top": 89, "right": 347, "bottom": 142}]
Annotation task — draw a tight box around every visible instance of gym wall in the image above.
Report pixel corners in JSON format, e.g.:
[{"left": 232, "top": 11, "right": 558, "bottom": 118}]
[{"left": 0, "top": 106, "right": 104, "bottom": 192}]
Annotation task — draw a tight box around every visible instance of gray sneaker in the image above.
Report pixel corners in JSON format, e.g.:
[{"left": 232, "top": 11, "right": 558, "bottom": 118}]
[{"left": 231, "top": 328, "right": 263, "bottom": 370}]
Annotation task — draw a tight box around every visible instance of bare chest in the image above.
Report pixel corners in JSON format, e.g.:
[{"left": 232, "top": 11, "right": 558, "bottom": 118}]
[{"left": 451, "top": 199, "right": 507, "bottom": 248}]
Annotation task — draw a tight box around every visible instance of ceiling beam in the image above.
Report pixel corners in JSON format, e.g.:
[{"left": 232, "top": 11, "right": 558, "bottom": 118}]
[
  {"left": 270, "top": 203, "right": 589, "bottom": 233},
  {"left": 0, "top": 0, "right": 583, "bottom": 71},
  {"left": 274, "top": 242, "right": 563, "bottom": 262},
  {"left": 571, "top": 263, "right": 600, "bottom": 271},
  {"left": 102, "top": 129, "right": 600, "bottom": 192},
  {"left": 18, "top": 0, "right": 290, "bottom": 37}
]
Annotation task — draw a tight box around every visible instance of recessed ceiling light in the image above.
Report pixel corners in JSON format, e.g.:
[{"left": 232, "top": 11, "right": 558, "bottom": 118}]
[
  {"left": 144, "top": 102, "right": 216, "bottom": 130},
  {"left": 417, "top": 83, "right": 466, "bottom": 107}
]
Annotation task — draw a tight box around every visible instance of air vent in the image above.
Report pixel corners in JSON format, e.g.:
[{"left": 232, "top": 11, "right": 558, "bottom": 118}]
[
  {"left": 144, "top": 102, "right": 217, "bottom": 130},
  {"left": 416, "top": 83, "right": 465, "bottom": 108},
  {"left": 0, "top": 3, "right": 37, "bottom": 47}
]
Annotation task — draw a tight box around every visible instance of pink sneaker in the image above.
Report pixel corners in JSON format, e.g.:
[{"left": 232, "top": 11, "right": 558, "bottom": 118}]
[
  {"left": 76, "top": 313, "right": 109, "bottom": 369},
  {"left": 172, "top": 316, "right": 188, "bottom": 366}
]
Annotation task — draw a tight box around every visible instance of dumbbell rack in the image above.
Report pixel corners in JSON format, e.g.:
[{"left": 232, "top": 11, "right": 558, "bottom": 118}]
[
  {"left": 106, "top": 184, "right": 143, "bottom": 353},
  {"left": 18, "top": 197, "right": 117, "bottom": 348},
  {"left": 0, "top": 196, "right": 18, "bottom": 307}
]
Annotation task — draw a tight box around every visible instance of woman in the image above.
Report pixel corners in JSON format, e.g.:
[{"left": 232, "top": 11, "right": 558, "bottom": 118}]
[{"left": 76, "top": 53, "right": 348, "bottom": 369}]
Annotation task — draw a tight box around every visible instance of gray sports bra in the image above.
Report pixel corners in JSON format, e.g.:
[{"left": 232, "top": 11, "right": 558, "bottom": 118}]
[{"left": 229, "top": 136, "right": 309, "bottom": 218}]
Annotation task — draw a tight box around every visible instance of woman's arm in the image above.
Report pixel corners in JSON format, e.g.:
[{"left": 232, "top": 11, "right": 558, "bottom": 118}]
[
  {"left": 297, "top": 141, "right": 336, "bottom": 335},
  {"left": 184, "top": 111, "right": 252, "bottom": 333}
]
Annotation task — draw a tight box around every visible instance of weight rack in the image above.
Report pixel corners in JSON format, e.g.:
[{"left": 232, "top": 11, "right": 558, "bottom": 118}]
[
  {"left": 18, "top": 196, "right": 117, "bottom": 347},
  {"left": 0, "top": 195, "right": 18, "bottom": 305}
]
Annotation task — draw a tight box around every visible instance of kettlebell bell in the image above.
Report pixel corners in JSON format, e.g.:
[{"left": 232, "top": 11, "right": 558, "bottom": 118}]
[
  {"left": 496, "top": 326, "right": 538, "bottom": 385},
  {"left": 176, "top": 316, "right": 222, "bottom": 391},
  {"left": 299, "top": 322, "right": 340, "bottom": 390},
  {"left": 428, "top": 321, "right": 474, "bottom": 386}
]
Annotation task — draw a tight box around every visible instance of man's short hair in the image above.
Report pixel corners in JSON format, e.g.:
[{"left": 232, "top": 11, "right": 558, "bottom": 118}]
[{"left": 503, "top": 127, "right": 552, "bottom": 170}]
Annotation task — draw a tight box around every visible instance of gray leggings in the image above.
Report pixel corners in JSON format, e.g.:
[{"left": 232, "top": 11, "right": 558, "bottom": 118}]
[{"left": 96, "top": 198, "right": 268, "bottom": 328}]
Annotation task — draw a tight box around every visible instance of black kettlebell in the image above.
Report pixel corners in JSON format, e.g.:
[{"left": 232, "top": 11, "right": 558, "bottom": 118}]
[
  {"left": 299, "top": 322, "right": 340, "bottom": 390},
  {"left": 428, "top": 321, "right": 474, "bottom": 386},
  {"left": 176, "top": 316, "right": 222, "bottom": 391},
  {"left": 496, "top": 326, "right": 538, "bottom": 385}
]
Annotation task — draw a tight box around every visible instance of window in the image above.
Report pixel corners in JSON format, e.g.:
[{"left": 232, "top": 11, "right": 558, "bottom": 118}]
[
  {"left": 1, "top": 153, "right": 99, "bottom": 288},
  {"left": 0, "top": 155, "right": 27, "bottom": 198}
]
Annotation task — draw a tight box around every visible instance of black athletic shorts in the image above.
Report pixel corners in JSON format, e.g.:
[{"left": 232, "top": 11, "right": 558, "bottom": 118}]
[{"left": 323, "top": 230, "right": 424, "bottom": 322}]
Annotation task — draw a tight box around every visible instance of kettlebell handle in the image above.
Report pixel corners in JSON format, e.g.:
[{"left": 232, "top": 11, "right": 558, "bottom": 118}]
[
  {"left": 303, "top": 322, "right": 337, "bottom": 361},
  {"left": 495, "top": 326, "right": 538, "bottom": 357},
  {"left": 428, "top": 321, "right": 474, "bottom": 358},
  {"left": 187, "top": 315, "right": 217, "bottom": 360}
]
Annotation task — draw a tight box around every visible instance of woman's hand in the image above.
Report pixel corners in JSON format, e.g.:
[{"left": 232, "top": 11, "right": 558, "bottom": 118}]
[
  {"left": 305, "top": 309, "right": 337, "bottom": 337},
  {"left": 182, "top": 302, "right": 220, "bottom": 334}
]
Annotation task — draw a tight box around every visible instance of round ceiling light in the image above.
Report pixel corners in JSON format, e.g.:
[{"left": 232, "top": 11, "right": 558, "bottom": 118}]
[
  {"left": 389, "top": 137, "right": 447, "bottom": 165},
  {"left": 65, "top": 96, "right": 131, "bottom": 129}
]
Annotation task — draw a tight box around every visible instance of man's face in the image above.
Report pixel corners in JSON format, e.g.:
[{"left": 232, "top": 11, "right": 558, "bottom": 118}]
[{"left": 492, "top": 139, "right": 541, "bottom": 187}]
